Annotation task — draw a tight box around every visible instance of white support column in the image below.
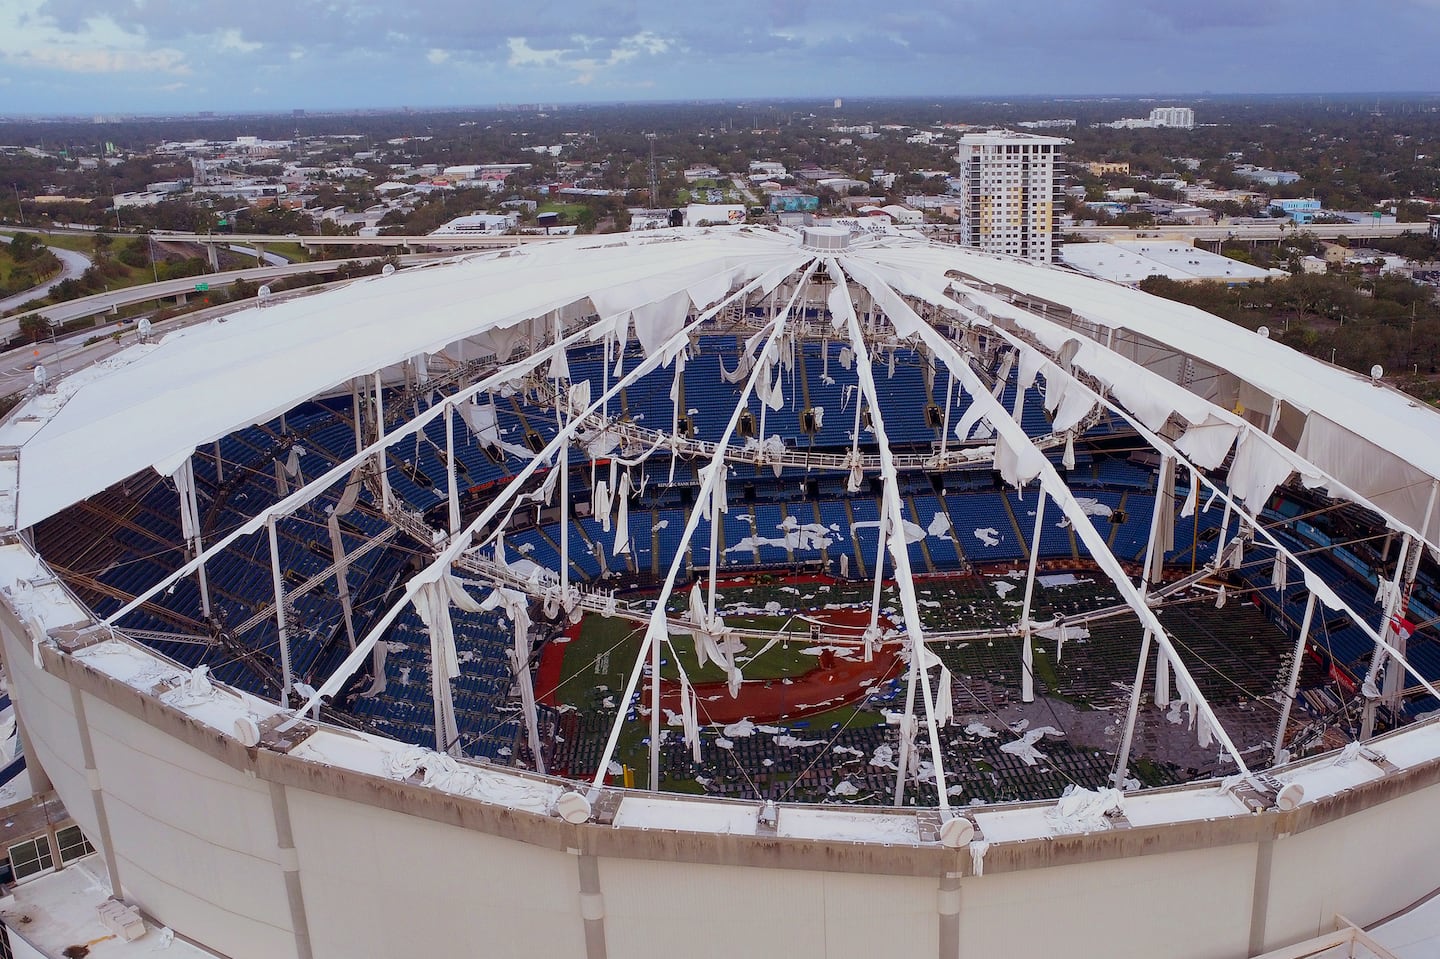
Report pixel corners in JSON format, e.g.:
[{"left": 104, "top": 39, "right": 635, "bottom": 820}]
[
  {"left": 649, "top": 606, "right": 662, "bottom": 790},
  {"left": 1140, "top": 455, "right": 1170, "bottom": 594},
  {"left": 214, "top": 439, "right": 224, "bottom": 484},
  {"left": 177, "top": 457, "right": 212, "bottom": 620},
  {"left": 193, "top": 523, "right": 212, "bottom": 621},
  {"left": 1018, "top": 490, "right": 1047, "bottom": 704},
  {"left": 267, "top": 515, "right": 293, "bottom": 706},
  {"left": 352, "top": 378, "right": 364, "bottom": 456},
  {"left": 1362, "top": 534, "right": 1411, "bottom": 739},
  {"left": 704, "top": 467, "right": 724, "bottom": 620},
  {"left": 603, "top": 332, "right": 611, "bottom": 421},
  {"left": 938, "top": 367, "right": 955, "bottom": 461},
  {"left": 1215, "top": 497, "right": 1233, "bottom": 569},
  {"left": 1112, "top": 628, "right": 1153, "bottom": 789},
  {"left": 559, "top": 392, "right": 570, "bottom": 596},
  {"left": 373, "top": 372, "right": 391, "bottom": 510},
  {"left": 1272, "top": 592, "right": 1317, "bottom": 766},
  {"left": 1141, "top": 455, "right": 1172, "bottom": 707},
  {"left": 892, "top": 657, "right": 919, "bottom": 807},
  {"left": 867, "top": 506, "right": 889, "bottom": 632},
  {"left": 445, "top": 403, "right": 461, "bottom": 536}
]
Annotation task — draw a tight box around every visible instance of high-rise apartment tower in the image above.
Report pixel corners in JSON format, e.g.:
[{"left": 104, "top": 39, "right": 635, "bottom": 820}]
[{"left": 956, "top": 130, "right": 1070, "bottom": 263}]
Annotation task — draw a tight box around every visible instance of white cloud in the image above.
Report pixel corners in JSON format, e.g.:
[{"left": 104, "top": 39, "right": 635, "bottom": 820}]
[
  {"left": 217, "top": 29, "right": 260, "bottom": 54},
  {"left": 507, "top": 31, "right": 670, "bottom": 79},
  {"left": 0, "top": 0, "right": 190, "bottom": 75},
  {"left": 11, "top": 46, "right": 189, "bottom": 74},
  {"left": 507, "top": 37, "right": 563, "bottom": 67},
  {"left": 426, "top": 48, "right": 450, "bottom": 65}
]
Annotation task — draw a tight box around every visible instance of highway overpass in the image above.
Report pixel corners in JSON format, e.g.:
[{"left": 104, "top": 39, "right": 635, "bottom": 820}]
[
  {"left": 1066, "top": 222, "right": 1424, "bottom": 243},
  {"left": 0, "top": 252, "right": 444, "bottom": 346}
]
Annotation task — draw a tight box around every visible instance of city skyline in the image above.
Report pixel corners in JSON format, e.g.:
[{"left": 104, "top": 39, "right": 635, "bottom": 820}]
[{"left": 2, "top": 0, "right": 1440, "bottom": 115}]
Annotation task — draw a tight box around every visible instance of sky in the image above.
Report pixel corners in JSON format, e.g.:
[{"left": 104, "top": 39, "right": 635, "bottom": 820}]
[{"left": 1, "top": 0, "right": 1439, "bottom": 115}]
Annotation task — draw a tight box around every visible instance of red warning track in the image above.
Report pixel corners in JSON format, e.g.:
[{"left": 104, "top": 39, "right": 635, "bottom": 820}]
[{"left": 537, "top": 601, "right": 901, "bottom": 725}]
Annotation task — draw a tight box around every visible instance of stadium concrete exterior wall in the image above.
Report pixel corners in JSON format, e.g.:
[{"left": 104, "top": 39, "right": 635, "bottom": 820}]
[{"left": 6, "top": 595, "right": 1440, "bottom": 959}]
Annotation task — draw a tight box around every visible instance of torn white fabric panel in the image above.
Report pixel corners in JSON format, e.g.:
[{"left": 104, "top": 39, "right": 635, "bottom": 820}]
[
  {"left": 358, "top": 639, "right": 390, "bottom": 699},
  {"left": 686, "top": 268, "right": 735, "bottom": 314},
  {"left": 1017, "top": 346, "right": 1045, "bottom": 392},
  {"left": 1046, "top": 785, "right": 1124, "bottom": 836},
  {"left": 631, "top": 290, "right": 693, "bottom": 358},
  {"left": 1180, "top": 465, "right": 1199, "bottom": 519},
  {"left": 680, "top": 672, "right": 701, "bottom": 761},
  {"left": 548, "top": 343, "right": 570, "bottom": 381},
  {"left": 935, "top": 666, "right": 954, "bottom": 726},
  {"left": 1109, "top": 372, "right": 1177, "bottom": 432},
  {"left": 412, "top": 579, "right": 460, "bottom": 681},
  {"left": 567, "top": 373, "right": 591, "bottom": 414},
  {"left": 1298, "top": 412, "right": 1440, "bottom": 545},
  {"left": 970, "top": 841, "right": 989, "bottom": 877},
  {"left": 993, "top": 432, "right": 1047, "bottom": 489},
  {"left": 719, "top": 349, "right": 752, "bottom": 384},
  {"left": 613, "top": 471, "right": 631, "bottom": 555},
  {"left": 594, "top": 479, "right": 613, "bottom": 532},
  {"left": 998, "top": 726, "right": 1055, "bottom": 766},
  {"left": 172, "top": 459, "right": 198, "bottom": 543},
  {"left": 954, "top": 401, "right": 987, "bottom": 442},
  {"left": 1228, "top": 431, "right": 1295, "bottom": 513},
  {"left": 1175, "top": 418, "right": 1240, "bottom": 471},
  {"left": 991, "top": 350, "right": 1015, "bottom": 400},
  {"left": 1052, "top": 381, "right": 1096, "bottom": 434}
]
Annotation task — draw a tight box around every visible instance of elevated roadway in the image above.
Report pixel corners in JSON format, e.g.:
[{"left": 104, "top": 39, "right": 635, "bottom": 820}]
[
  {"left": 0, "top": 252, "right": 445, "bottom": 346},
  {"left": 151, "top": 230, "right": 544, "bottom": 251},
  {"left": 0, "top": 274, "right": 364, "bottom": 397},
  {"left": 1067, "top": 221, "right": 1422, "bottom": 243}
]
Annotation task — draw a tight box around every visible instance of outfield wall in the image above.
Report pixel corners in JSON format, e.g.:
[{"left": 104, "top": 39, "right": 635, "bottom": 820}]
[{"left": 5, "top": 568, "right": 1440, "bottom": 959}]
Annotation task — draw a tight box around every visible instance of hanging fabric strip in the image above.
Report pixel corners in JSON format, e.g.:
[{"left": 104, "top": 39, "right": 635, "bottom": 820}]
[{"left": 614, "top": 472, "right": 632, "bottom": 555}]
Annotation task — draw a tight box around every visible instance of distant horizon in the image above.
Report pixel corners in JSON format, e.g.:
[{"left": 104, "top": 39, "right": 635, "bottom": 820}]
[
  {"left": 4, "top": 91, "right": 1440, "bottom": 124},
  {"left": 3, "top": 0, "right": 1438, "bottom": 116}
]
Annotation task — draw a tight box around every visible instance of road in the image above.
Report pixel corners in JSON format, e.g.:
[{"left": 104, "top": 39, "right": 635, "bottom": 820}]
[
  {"left": 728, "top": 176, "right": 761, "bottom": 208},
  {"left": 0, "top": 252, "right": 444, "bottom": 345},
  {"left": 0, "top": 274, "right": 366, "bottom": 397},
  {"left": 0, "top": 235, "right": 92, "bottom": 314},
  {"left": 1066, "top": 222, "right": 1422, "bottom": 243},
  {"left": 227, "top": 244, "right": 290, "bottom": 266},
  {"left": 149, "top": 220, "right": 1427, "bottom": 255},
  {"left": 151, "top": 230, "right": 540, "bottom": 250}
]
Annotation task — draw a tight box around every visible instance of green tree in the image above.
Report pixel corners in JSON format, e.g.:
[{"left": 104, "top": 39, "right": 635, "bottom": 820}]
[{"left": 18, "top": 314, "right": 51, "bottom": 343}]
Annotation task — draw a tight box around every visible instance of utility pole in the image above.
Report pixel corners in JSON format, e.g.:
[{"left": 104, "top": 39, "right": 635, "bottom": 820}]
[{"left": 12, "top": 183, "right": 24, "bottom": 226}]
